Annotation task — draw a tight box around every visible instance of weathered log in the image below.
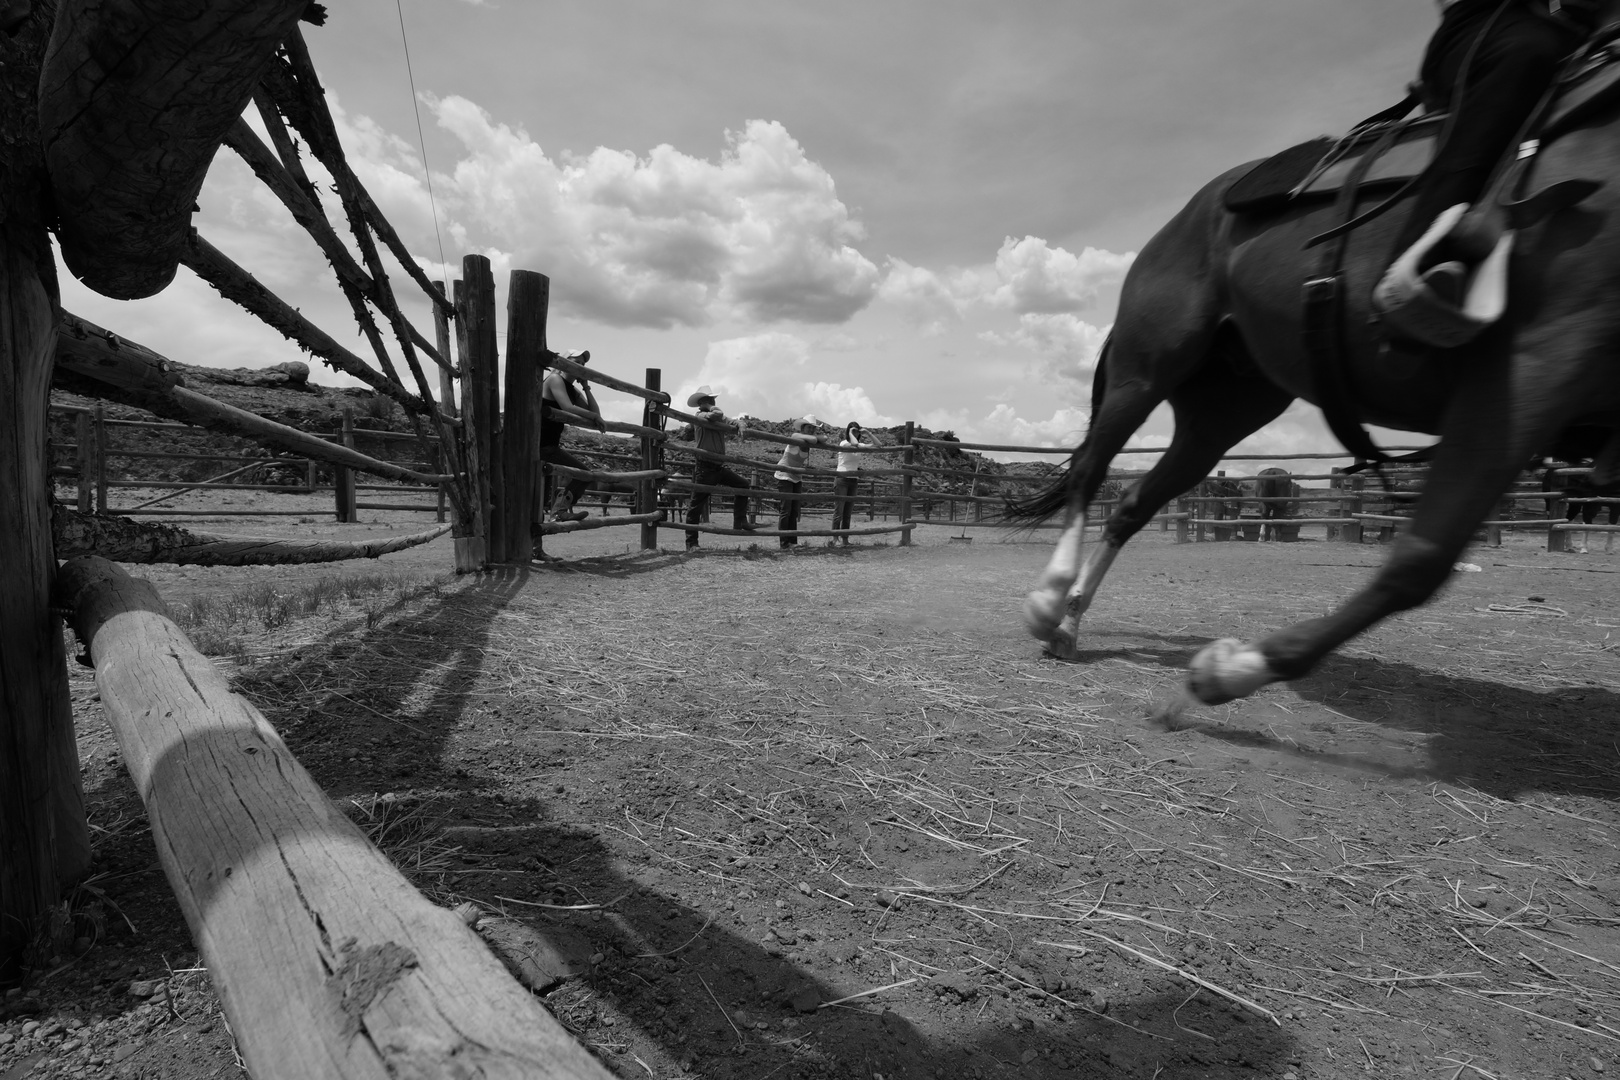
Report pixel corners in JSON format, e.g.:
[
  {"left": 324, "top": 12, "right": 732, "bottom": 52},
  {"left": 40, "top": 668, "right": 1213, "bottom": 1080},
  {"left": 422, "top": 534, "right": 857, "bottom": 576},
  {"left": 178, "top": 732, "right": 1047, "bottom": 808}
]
[
  {"left": 458, "top": 260, "right": 500, "bottom": 563},
  {"left": 55, "top": 557, "right": 614, "bottom": 1080},
  {"left": 40, "top": 0, "right": 310, "bottom": 298},
  {"left": 260, "top": 32, "right": 453, "bottom": 321},
  {"left": 52, "top": 508, "right": 451, "bottom": 566},
  {"left": 500, "top": 271, "right": 547, "bottom": 563},
  {"left": 177, "top": 235, "right": 428, "bottom": 413},
  {"left": 538, "top": 510, "right": 664, "bottom": 536},
  {"left": 222, "top": 118, "right": 450, "bottom": 373},
  {"left": 54, "top": 311, "right": 450, "bottom": 486},
  {"left": 0, "top": 4, "right": 90, "bottom": 976}
]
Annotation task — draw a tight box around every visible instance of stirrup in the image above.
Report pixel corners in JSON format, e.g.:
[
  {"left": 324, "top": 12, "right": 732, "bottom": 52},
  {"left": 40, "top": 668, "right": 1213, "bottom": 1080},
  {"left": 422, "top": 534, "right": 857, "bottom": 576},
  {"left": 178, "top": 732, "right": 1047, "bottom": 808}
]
[{"left": 1372, "top": 203, "right": 1513, "bottom": 348}]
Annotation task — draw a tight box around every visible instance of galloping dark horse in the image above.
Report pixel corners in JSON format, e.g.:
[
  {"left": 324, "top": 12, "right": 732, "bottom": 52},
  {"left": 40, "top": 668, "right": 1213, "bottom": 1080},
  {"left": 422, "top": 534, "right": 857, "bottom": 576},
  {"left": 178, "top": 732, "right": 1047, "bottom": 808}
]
[
  {"left": 1254, "top": 467, "right": 1297, "bottom": 541},
  {"left": 1018, "top": 22, "right": 1620, "bottom": 704}
]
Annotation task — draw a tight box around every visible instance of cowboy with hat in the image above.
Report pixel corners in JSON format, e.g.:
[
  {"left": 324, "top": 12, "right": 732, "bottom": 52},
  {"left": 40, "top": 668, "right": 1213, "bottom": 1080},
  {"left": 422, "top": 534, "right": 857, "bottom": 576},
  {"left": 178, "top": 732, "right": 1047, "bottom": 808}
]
[
  {"left": 773, "top": 414, "right": 822, "bottom": 549},
  {"left": 538, "top": 349, "right": 606, "bottom": 524},
  {"left": 683, "top": 386, "right": 759, "bottom": 549}
]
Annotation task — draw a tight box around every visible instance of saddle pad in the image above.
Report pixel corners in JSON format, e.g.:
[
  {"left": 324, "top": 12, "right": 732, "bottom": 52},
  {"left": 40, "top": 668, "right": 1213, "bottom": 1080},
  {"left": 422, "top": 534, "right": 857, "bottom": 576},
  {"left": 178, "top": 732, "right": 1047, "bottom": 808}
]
[{"left": 1224, "top": 115, "right": 1443, "bottom": 215}]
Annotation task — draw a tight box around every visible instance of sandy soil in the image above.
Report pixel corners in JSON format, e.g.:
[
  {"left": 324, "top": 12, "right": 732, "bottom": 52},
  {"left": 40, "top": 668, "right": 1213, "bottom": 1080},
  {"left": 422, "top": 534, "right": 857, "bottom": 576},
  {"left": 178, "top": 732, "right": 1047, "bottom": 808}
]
[{"left": 5, "top": 507, "right": 1620, "bottom": 1080}]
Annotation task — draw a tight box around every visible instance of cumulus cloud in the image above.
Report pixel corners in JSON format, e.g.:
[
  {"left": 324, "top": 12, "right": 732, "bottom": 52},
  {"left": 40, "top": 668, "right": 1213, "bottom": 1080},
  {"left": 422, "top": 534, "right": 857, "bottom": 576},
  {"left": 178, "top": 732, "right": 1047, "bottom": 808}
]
[
  {"left": 351, "top": 99, "right": 880, "bottom": 329},
  {"left": 875, "top": 236, "right": 1132, "bottom": 333},
  {"left": 980, "top": 236, "right": 1134, "bottom": 314},
  {"left": 669, "top": 332, "right": 900, "bottom": 426}
]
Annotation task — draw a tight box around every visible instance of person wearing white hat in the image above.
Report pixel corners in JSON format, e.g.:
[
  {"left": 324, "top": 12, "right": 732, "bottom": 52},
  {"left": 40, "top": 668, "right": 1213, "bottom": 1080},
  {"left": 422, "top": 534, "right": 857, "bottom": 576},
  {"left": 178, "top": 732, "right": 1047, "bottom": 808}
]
[
  {"left": 683, "top": 387, "right": 758, "bottom": 549},
  {"left": 772, "top": 415, "right": 822, "bottom": 549}
]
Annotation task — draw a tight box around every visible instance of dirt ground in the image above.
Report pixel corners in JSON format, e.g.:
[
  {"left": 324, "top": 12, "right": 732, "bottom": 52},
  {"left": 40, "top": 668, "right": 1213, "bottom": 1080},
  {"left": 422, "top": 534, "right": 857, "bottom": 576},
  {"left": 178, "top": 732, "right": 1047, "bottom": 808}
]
[{"left": 5, "top": 496, "right": 1620, "bottom": 1080}]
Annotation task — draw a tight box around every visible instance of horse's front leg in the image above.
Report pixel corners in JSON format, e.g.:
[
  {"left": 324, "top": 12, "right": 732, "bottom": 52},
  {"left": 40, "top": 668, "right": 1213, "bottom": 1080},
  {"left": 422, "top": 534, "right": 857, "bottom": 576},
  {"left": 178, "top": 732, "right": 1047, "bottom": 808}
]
[{"left": 1187, "top": 387, "right": 1547, "bottom": 703}]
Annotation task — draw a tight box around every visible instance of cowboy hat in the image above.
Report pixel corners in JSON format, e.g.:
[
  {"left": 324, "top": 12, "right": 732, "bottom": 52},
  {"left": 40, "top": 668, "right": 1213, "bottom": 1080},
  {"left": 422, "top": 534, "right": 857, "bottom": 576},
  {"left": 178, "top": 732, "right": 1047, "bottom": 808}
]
[
  {"left": 792, "top": 415, "right": 818, "bottom": 431},
  {"left": 687, "top": 385, "right": 717, "bottom": 407},
  {"left": 556, "top": 349, "right": 590, "bottom": 363}
]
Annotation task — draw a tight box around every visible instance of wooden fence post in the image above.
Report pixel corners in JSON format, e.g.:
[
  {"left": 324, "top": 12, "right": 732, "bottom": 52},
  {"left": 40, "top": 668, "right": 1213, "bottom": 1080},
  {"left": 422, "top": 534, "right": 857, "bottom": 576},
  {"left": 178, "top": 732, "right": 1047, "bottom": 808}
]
[
  {"left": 457, "top": 257, "right": 500, "bottom": 567},
  {"left": 92, "top": 402, "right": 107, "bottom": 514},
  {"left": 1175, "top": 495, "right": 1190, "bottom": 544},
  {"left": 75, "top": 410, "right": 93, "bottom": 513},
  {"left": 899, "top": 421, "right": 914, "bottom": 546},
  {"left": 333, "top": 409, "right": 357, "bottom": 523},
  {"left": 304, "top": 457, "right": 317, "bottom": 495},
  {"left": 640, "top": 368, "right": 662, "bottom": 551},
  {"left": 500, "top": 270, "right": 547, "bottom": 564},
  {"left": 1548, "top": 480, "right": 1570, "bottom": 551},
  {"left": 433, "top": 280, "right": 456, "bottom": 419},
  {"left": 1342, "top": 473, "right": 1364, "bottom": 544}
]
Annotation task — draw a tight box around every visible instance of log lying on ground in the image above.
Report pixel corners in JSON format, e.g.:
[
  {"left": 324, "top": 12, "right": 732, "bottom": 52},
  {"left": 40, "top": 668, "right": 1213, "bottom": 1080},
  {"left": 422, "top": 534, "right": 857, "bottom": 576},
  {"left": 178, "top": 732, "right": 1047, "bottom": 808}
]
[
  {"left": 54, "top": 313, "right": 450, "bottom": 486},
  {"left": 40, "top": 0, "right": 310, "bottom": 298},
  {"left": 54, "top": 557, "right": 614, "bottom": 1080},
  {"left": 53, "top": 509, "right": 450, "bottom": 566}
]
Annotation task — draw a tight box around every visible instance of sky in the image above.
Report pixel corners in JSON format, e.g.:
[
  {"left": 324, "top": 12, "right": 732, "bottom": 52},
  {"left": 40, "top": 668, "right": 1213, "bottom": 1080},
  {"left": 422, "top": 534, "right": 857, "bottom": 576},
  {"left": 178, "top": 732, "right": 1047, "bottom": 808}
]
[{"left": 58, "top": 0, "right": 1439, "bottom": 470}]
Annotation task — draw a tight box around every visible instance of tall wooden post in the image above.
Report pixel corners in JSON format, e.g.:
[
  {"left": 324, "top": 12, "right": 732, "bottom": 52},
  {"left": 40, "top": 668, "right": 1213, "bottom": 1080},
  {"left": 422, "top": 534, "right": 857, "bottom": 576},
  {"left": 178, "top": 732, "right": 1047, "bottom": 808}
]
[
  {"left": 333, "top": 409, "right": 357, "bottom": 523},
  {"left": 0, "top": 29, "right": 93, "bottom": 966},
  {"left": 92, "top": 403, "right": 107, "bottom": 513},
  {"left": 457, "top": 257, "right": 500, "bottom": 567},
  {"left": 1342, "top": 472, "right": 1365, "bottom": 544},
  {"left": 640, "top": 368, "right": 662, "bottom": 551},
  {"left": 1175, "top": 495, "right": 1190, "bottom": 544},
  {"left": 433, "top": 281, "right": 456, "bottom": 419},
  {"left": 899, "top": 421, "right": 914, "bottom": 546},
  {"left": 75, "top": 411, "right": 93, "bottom": 512},
  {"left": 500, "top": 271, "right": 547, "bottom": 564}
]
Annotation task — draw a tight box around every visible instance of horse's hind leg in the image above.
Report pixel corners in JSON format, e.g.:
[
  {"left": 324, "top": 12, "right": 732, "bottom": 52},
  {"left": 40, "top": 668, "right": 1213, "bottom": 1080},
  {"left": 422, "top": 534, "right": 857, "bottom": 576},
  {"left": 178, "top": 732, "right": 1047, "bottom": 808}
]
[
  {"left": 1035, "top": 349, "right": 1292, "bottom": 658},
  {"left": 1187, "top": 372, "right": 1555, "bottom": 703}
]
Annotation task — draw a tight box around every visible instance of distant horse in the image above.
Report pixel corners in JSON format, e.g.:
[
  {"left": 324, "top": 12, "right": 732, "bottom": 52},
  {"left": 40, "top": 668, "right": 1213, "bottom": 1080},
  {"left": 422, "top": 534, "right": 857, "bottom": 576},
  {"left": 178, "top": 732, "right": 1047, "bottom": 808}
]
[
  {"left": 1015, "top": 31, "right": 1620, "bottom": 704},
  {"left": 1254, "top": 467, "right": 1297, "bottom": 542},
  {"left": 1546, "top": 466, "right": 1620, "bottom": 554}
]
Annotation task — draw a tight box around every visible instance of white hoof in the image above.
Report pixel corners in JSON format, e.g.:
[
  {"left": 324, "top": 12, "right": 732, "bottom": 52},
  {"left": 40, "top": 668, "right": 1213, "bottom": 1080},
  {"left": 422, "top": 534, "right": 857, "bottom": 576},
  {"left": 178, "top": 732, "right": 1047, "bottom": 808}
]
[
  {"left": 1024, "top": 587, "right": 1067, "bottom": 641},
  {"left": 1187, "top": 638, "right": 1277, "bottom": 705},
  {"left": 1042, "top": 617, "right": 1080, "bottom": 661}
]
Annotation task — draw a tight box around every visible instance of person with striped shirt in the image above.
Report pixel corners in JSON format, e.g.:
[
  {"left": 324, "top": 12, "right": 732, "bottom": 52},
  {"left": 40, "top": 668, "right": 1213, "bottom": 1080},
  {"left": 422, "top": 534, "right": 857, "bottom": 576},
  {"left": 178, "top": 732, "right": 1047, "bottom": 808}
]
[{"left": 773, "top": 415, "right": 821, "bottom": 549}]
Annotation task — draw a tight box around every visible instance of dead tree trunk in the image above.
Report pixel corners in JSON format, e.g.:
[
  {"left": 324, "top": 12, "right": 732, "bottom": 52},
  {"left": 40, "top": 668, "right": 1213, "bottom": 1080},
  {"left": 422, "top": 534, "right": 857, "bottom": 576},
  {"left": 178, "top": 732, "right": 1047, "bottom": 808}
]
[{"left": 0, "top": 6, "right": 90, "bottom": 977}]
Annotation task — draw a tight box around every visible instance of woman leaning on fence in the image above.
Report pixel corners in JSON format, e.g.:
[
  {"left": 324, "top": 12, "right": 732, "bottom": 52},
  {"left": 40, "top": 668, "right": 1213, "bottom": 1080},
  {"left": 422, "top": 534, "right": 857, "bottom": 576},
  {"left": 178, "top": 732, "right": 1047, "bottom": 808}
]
[
  {"left": 773, "top": 415, "right": 822, "bottom": 549},
  {"left": 832, "top": 421, "right": 878, "bottom": 546}
]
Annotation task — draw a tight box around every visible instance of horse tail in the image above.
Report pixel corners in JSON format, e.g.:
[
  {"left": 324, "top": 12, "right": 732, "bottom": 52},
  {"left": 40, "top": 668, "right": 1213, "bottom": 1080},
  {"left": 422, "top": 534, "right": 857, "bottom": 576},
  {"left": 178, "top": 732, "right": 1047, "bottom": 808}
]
[{"left": 1005, "top": 335, "right": 1112, "bottom": 525}]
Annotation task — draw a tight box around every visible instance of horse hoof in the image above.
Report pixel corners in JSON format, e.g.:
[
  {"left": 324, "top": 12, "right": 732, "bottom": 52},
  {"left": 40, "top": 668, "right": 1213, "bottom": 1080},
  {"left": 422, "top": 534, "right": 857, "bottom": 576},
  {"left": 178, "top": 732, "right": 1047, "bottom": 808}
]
[
  {"left": 1042, "top": 618, "right": 1080, "bottom": 661},
  {"left": 1187, "top": 638, "right": 1277, "bottom": 704},
  {"left": 1024, "top": 588, "right": 1066, "bottom": 640}
]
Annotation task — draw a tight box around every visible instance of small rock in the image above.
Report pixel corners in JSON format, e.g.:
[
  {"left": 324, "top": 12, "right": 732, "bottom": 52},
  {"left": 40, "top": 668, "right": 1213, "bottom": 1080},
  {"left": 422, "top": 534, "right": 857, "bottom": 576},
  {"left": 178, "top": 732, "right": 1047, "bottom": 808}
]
[
  {"left": 112, "top": 1045, "right": 137, "bottom": 1064},
  {"left": 797, "top": 881, "right": 812, "bottom": 896},
  {"left": 874, "top": 891, "right": 901, "bottom": 909},
  {"left": 790, "top": 987, "right": 821, "bottom": 1014},
  {"left": 0, "top": 1032, "right": 12, "bottom": 1045},
  {"left": 1087, "top": 990, "right": 1109, "bottom": 1014},
  {"left": 1021, "top": 1049, "right": 1039, "bottom": 1065},
  {"left": 1283, "top": 1073, "right": 1298, "bottom": 1080},
  {"left": 21, "top": 1021, "right": 39, "bottom": 1035},
  {"left": 589, "top": 953, "right": 605, "bottom": 966},
  {"left": 128, "top": 979, "right": 161, "bottom": 999},
  {"left": 1592, "top": 1058, "right": 1606, "bottom": 1074},
  {"left": 59, "top": 1039, "right": 80, "bottom": 1053}
]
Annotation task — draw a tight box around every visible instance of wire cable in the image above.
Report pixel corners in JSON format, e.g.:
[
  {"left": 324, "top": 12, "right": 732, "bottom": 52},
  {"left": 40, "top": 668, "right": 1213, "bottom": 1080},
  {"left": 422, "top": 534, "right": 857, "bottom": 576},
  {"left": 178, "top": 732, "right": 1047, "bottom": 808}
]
[{"left": 394, "top": 0, "right": 450, "bottom": 280}]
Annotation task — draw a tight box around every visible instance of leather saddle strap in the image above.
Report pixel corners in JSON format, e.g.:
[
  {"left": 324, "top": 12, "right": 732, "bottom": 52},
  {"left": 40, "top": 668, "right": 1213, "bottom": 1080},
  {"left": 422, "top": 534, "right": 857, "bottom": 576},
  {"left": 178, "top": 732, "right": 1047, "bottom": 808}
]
[{"left": 1303, "top": 122, "right": 1407, "bottom": 467}]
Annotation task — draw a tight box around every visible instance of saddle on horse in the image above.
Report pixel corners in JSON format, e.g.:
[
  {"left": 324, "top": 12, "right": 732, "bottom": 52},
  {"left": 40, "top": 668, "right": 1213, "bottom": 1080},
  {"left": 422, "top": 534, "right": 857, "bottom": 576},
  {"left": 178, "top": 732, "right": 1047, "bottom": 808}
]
[{"left": 1224, "top": 22, "right": 1620, "bottom": 349}]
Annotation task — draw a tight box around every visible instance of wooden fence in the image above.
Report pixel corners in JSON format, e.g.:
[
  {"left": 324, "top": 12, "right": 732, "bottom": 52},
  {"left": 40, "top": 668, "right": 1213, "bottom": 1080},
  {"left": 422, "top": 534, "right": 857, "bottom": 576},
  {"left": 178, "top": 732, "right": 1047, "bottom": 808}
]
[{"left": 49, "top": 402, "right": 450, "bottom": 523}]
